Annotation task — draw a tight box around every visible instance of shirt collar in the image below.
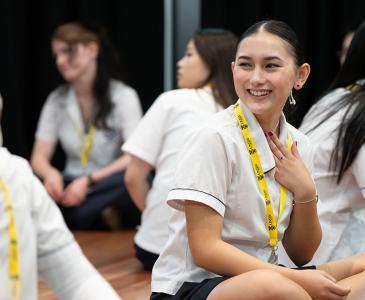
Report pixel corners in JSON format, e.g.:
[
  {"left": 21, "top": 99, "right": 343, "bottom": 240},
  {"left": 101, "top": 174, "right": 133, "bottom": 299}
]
[{"left": 238, "top": 99, "right": 289, "bottom": 173}]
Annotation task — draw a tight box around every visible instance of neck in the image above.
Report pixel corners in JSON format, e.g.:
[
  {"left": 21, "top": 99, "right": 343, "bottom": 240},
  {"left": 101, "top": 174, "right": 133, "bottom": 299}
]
[
  {"left": 72, "top": 63, "right": 97, "bottom": 100},
  {"left": 255, "top": 113, "right": 281, "bottom": 136}
]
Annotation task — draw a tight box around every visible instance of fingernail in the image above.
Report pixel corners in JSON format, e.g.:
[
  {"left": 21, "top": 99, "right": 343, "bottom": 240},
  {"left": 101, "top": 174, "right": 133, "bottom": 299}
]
[{"left": 268, "top": 131, "right": 273, "bottom": 137}]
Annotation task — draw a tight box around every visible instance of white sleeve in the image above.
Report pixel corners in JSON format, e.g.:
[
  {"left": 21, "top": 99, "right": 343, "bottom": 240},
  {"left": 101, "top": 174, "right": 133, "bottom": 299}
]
[
  {"left": 351, "top": 145, "right": 365, "bottom": 198},
  {"left": 114, "top": 85, "right": 143, "bottom": 141},
  {"left": 122, "top": 96, "right": 166, "bottom": 167},
  {"left": 28, "top": 171, "right": 120, "bottom": 299},
  {"left": 38, "top": 243, "right": 120, "bottom": 300},
  {"left": 167, "top": 126, "right": 231, "bottom": 216},
  {"left": 35, "top": 90, "right": 61, "bottom": 143}
]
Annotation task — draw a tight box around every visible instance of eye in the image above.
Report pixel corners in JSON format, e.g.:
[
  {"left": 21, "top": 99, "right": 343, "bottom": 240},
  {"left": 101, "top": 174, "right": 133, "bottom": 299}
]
[
  {"left": 184, "top": 51, "right": 193, "bottom": 57},
  {"left": 266, "top": 63, "right": 279, "bottom": 69},
  {"left": 238, "top": 62, "right": 252, "bottom": 69}
]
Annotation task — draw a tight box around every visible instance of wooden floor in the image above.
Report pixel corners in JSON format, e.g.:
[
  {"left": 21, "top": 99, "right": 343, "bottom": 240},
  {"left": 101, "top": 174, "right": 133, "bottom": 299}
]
[{"left": 38, "top": 230, "right": 151, "bottom": 300}]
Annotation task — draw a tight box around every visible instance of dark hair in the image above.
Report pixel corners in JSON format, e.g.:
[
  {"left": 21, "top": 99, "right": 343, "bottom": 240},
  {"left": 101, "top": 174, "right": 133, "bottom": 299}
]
[
  {"left": 52, "top": 21, "right": 120, "bottom": 129},
  {"left": 238, "top": 20, "right": 305, "bottom": 67},
  {"left": 193, "top": 29, "right": 238, "bottom": 108},
  {"left": 305, "top": 21, "right": 365, "bottom": 182}
]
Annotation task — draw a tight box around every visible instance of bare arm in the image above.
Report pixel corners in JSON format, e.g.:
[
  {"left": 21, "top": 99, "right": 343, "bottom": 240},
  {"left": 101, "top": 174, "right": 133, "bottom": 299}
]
[
  {"left": 31, "top": 139, "right": 64, "bottom": 201},
  {"left": 90, "top": 153, "right": 131, "bottom": 184},
  {"left": 61, "top": 153, "right": 132, "bottom": 207},
  {"left": 185, "top": 200, "right": 350, "bottom": 299},
  {"left": 186, "top": 200, "right": 283, "bottom": 275},
  {"left": 31, "top": 139, "right": 58, "bottom": 179},
  {"left": 124, "top": 155, "right": 153, "bottom": 211}
]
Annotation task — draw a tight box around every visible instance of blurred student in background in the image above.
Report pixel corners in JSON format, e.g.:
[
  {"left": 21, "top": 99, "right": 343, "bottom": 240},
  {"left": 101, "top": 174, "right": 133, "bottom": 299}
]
[
  {"left": 123, "top": 29, "right": 238, "bottom": 270},
  {"left": 0, "top": 94, "right": 121, "bottom": 300},
  {"left": 31, "top": 22, "right": 142, "bottom": 230}
]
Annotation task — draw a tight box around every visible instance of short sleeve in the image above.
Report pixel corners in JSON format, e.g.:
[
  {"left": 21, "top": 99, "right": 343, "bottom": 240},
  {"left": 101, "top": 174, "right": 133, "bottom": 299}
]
[
  {"left": 167, "top": 126, "right": 231, "bottom": 216},
  {"left": 35, "top": 91, "right": 62, "bottom": 143},
  {"left": 122, "top": 95, "right": 167, "bottom": 167},
  {"left": 113, "top": 84, "right": 143, "bottom": 141},
  {"left": 351, "top": 146, "right": 365, "bottom": 198}
]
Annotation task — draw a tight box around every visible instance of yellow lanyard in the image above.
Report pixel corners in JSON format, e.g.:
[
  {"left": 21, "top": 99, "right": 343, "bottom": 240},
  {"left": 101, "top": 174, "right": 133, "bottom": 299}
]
[
  {"left": 80, "top": 125, "right": 96, "bottom": 167},
  {"left": 233, "top": 101, "right": 292, "bottom": 248},
  {"left": 0, "top": 177, "right": 20, "bottom": 300}
]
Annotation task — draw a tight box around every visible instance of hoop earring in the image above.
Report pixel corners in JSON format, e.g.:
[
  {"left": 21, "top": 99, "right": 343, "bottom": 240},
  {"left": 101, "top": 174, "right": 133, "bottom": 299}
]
[{"left": 288, "top": 90, "right": 296, "bottom": 106}]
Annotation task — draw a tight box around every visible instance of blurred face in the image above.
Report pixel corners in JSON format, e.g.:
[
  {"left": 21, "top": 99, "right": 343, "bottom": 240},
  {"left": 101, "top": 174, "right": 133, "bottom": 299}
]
[
  {"left": 232, "top": 30, "right": 309, "bottom": 120},
  {"left": 176, "top": 40, "right": 210, "bottom": 88},
  {"left": 339, "top": 31, "right": 354, "bottom": 65},
  {"left": 51, "top": 39, "right": 98, "bottom": 83}
]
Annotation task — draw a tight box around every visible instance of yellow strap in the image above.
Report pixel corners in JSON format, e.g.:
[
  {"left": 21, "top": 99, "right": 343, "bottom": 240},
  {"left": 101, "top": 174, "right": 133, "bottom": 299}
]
[
  {"left": 80, "top": 125, "right": 96, "bottom": 167},
  {"left": 0, "top": 177, "right": 20, "bottom": 300},
  {"left": 345, "top": 83, "right": 361, "bottom": 93},
  {"left": 233, "top": 101, "right": 292, "bottom": 247}
]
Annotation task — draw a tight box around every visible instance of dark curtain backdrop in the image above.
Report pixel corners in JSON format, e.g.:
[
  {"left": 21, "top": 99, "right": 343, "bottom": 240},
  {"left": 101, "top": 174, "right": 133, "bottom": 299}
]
[
  {"left": 202, "top": 0, "right": 365, "bottom": 127},
  {"left": 1, "top": 1, "right": 365, "bottom": 160},
  {"left": 0, "top": 0, "right": 164, "bottom": 160}
]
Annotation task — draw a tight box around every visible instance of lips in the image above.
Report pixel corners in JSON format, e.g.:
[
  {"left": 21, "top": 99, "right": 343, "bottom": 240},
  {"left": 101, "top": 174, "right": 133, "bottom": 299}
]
[{"left": 247, "top": 89, "right": 271, "bottom": 97}]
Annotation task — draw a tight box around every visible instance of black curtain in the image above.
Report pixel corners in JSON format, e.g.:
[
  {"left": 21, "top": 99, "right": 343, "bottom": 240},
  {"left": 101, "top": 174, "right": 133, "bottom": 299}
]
[
  {"left": 0, "top": 0, "right": 164, "bottom": 159},
  {"left": 201, "top": 0, "right": 365, "bottom": 127}
]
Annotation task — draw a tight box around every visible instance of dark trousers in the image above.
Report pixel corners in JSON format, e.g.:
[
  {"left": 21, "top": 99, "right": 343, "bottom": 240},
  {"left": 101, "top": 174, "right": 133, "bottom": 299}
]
[
  {"left": 60, "top": 171, "right": 140, "bottom": 230},
  {"left": 135, "top": 243, "right": 159, "bottom": 271}
]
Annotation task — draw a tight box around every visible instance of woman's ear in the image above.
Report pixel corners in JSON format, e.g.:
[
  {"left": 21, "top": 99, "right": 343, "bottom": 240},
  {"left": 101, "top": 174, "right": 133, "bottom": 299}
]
[
  {"left": 294, "top": 63, "right": 311, "bottom": 90},
  {"left": 231, "top": 61, "right": 235, "bottom": 72}
]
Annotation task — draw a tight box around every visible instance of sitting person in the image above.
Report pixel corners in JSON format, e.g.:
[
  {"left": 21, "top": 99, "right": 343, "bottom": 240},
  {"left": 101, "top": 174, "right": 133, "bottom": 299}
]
[
  {"left": 30, "top": 21, "right": 142, "bottom": 230},
  {"left": 0, "top": 94, "right": 121, "bottom": 300},
  {"left": 122, "top": 29, "right": 238, "bottom": 270},
  {"left": 150, "top": 20, "right": 365, "bottom": 300},
  {"left": 299, "top": 20, "right": 365, "bottom": 263}
]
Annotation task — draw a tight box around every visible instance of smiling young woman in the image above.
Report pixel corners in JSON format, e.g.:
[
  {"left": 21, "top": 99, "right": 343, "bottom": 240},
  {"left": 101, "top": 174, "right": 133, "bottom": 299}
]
[{"left": 149, "top": 20, "right": 365, "bottom": 300}]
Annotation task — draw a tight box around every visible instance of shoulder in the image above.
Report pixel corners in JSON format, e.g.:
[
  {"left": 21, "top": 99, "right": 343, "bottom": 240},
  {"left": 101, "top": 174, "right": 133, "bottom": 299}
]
[
  {"left": 47, "top": 84, "right": 69, "bottom": 101},
  {"left": 0, "top": 148, "right": 32, "bottom": 181},
  {"left": 43, "top": 85, "right": 70, "bottom": 108},
  {"left": 187, "top": 105, "right": 236, "bottom": 144},
  {"left": 109, "top": 79, "right": 138, "bottom": 97},
  {"left": 155, "top": 88, "right": 201, "bottom": 104}
]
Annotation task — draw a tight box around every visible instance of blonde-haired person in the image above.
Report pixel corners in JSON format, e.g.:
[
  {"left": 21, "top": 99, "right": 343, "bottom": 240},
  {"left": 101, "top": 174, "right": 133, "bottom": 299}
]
[
  {"left": 122, "top": 29, "right": 238, "bottom": 270},
  {"left": 31, "top": 21, "right": 142, "bottom": 230},
  {"left": 0, "top": 94, "right": 120, "bottom": 300}
]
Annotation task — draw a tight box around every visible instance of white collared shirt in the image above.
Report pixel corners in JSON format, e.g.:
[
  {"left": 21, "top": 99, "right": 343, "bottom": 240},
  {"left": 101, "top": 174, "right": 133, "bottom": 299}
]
[
  {"left": 151, "top": 100, "right": 314, "bottom": 295},
  {"left": 122, "top": 87, "right": 221, "bottom": 254},
  {"left": 299, "top": 87, "right": 365, "bottom": 264},
  {"left": 35, "top": 80, "right": 142, "bottom": 177},
  {"left": 0, "top": 148, "right": 120, "bottom": 299}
]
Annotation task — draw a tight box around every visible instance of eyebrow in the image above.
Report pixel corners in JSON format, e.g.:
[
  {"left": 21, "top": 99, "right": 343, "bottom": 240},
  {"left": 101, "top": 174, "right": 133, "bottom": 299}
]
[{"left": 237, "top": 55, "right": 283, "bottom": 61}]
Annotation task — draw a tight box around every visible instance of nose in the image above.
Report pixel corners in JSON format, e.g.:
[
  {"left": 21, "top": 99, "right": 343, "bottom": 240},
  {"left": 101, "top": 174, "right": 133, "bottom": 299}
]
[
  {"left": 55, "top": 53, "right": 68, "bottom": 68},
  {"left": 177, "top": 57, "right": 184, "bottom": 69},
  {"left": 250, "top": 67, "right": 266, "bottom": 86}
]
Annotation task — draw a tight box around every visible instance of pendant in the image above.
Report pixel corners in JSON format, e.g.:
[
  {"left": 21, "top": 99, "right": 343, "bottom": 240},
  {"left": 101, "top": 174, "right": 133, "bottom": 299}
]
[{"left": 268, "top": 247, "right": 278, "bottom": 265}]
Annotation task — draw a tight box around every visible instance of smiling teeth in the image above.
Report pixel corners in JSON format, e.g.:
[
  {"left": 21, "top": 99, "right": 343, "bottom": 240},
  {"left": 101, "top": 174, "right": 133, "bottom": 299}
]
[{"left": 249, "top": 90, "right": 270, "bottom": 96}]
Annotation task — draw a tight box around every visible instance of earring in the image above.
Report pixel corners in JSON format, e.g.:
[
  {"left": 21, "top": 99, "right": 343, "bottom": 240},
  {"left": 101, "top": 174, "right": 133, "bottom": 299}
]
[{"left": 288, "top": 90, "right": 296, "bottom": 105}]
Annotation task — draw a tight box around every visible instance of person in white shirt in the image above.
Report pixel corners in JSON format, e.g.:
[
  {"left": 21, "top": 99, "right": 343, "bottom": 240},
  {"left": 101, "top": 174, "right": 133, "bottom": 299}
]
[
  {"left": 299, "top": 21, "right": 365, "bottom": 264},
  {"left": 151, "top": 20, "right": 365, "bottom": 300},
  {"left": 0, "top": 94, "right": 120, "bottom": 300},
  {"left": 31, "top": 22, "right": 142, "bottom": 230},
  {"left": 122, "top": 29, "right": 238, "bottom": 270}
]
